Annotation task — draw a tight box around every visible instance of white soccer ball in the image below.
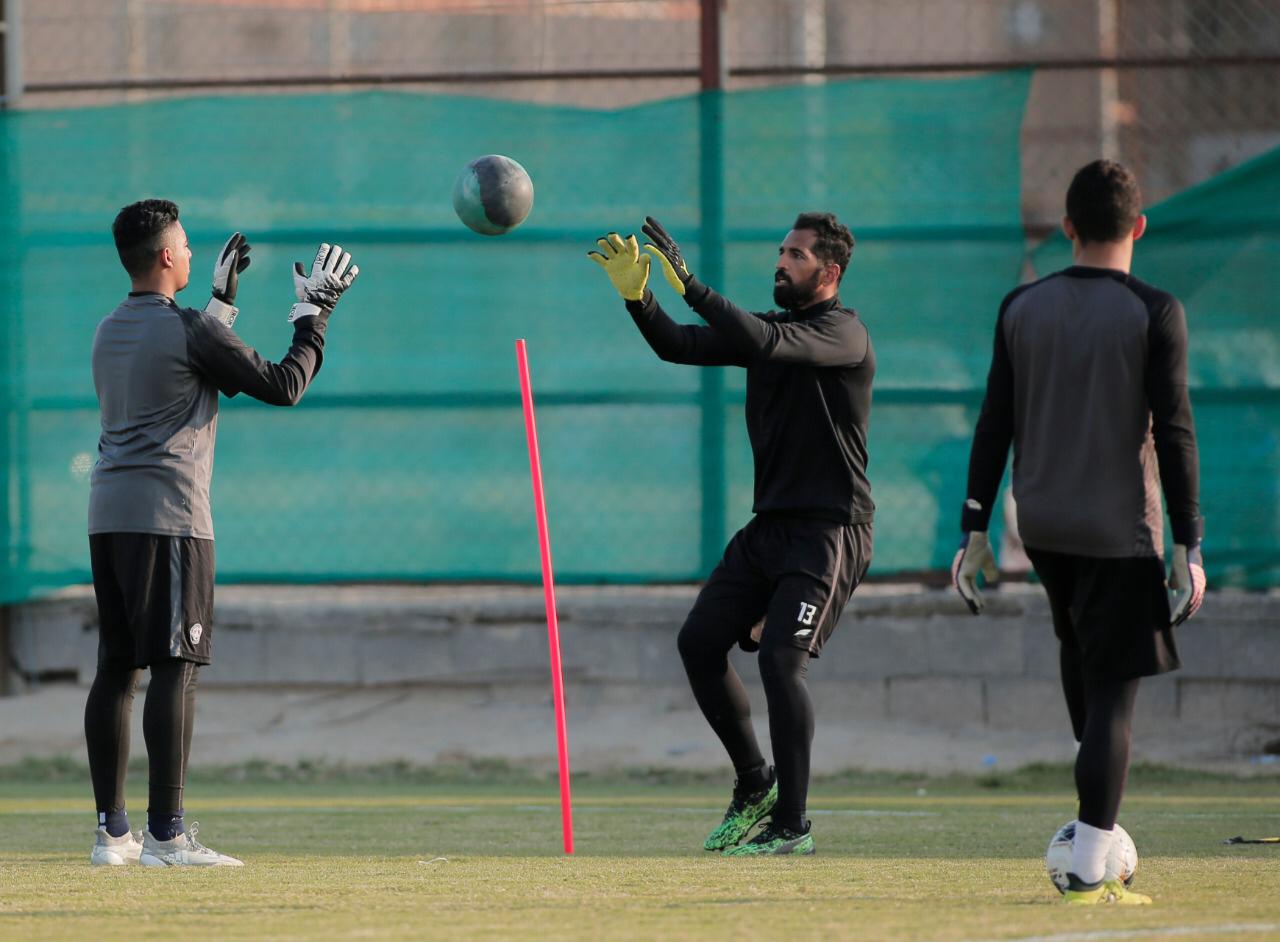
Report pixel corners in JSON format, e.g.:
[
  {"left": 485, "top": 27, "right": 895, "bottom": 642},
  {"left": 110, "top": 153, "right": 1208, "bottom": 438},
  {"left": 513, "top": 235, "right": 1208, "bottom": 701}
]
[{"left": 1045, "top": 820, "right": 1138, "bottom": 894}]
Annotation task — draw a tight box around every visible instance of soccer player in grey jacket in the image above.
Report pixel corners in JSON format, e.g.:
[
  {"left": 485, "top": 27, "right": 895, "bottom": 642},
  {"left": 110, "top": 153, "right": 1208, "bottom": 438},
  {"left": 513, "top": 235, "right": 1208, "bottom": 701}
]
[
  {"left": 953, "top": 161, "right": 1205, "bottom": 904},
  {"left": 86, "top": 199, "right": 358, "bottom": 867}
]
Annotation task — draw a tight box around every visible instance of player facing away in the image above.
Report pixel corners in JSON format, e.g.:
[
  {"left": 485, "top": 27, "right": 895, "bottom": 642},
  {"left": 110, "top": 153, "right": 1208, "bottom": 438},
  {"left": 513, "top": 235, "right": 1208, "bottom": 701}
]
[
  {"left": 590, "top": 214, "right": 874, "bottom": 855},
  {"left": 952, "top": 160, "right": 1206, "bottom": 904},
  {"left": 86, "top": 199, "right": 359, "bottom": 867}
]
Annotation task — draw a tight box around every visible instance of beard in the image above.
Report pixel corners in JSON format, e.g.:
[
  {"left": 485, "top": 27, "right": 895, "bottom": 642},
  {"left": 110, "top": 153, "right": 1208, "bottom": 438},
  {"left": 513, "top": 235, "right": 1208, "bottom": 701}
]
[{"left": 772, "top": 268, "right": 823, "bottom": 310}]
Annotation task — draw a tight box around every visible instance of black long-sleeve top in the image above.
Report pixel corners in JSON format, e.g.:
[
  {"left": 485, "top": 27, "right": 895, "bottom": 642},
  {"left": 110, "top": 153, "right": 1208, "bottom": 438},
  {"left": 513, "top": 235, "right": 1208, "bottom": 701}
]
[
  {"left": 625, "top": 281, "right": 875, "bottom": 524},
  {"left": 962, "top": 266, "right": 1202, "bottom": 555}
]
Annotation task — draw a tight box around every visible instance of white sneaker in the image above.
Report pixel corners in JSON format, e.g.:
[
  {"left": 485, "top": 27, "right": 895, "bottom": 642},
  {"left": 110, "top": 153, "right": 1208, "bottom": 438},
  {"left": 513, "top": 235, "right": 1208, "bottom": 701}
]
[
  {"left": 90, "top": 826, "right": 143, "bottom": 866},
  {"left": 139, "top": 822, "right": 244, "bottom": 867}
]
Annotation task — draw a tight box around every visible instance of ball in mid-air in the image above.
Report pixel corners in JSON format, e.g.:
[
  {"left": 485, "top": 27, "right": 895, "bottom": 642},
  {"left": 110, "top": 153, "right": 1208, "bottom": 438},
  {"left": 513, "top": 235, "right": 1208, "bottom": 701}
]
[
  {"left": 1045, "top": 820, "right": 1138, "bottom": 893},
  {"left": 452, "top": 154, "right": 534, "bottom": 236}
]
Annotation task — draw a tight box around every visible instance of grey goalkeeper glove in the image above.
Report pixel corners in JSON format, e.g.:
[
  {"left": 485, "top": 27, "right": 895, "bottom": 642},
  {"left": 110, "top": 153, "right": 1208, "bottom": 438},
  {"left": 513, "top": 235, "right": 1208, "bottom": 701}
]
[
  {"left": 288, "top": 243, "right": 360, "bottom": 323},
  {"left": 1168, "top": 542, "right": 1206, "bottom": 627},
  {"left": 952, "top": 530, "right": 999, "bottom": 615},
  {"left": 205, "top": 231, "right": 252, "bottom": 327}
]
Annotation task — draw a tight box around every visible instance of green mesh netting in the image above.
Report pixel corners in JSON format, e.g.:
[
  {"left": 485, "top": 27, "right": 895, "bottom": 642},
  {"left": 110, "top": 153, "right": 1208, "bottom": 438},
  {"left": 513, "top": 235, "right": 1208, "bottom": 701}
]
[
  {"left": 2, "top": 73, "right": 1041, "bottom": 600},
  {"left": 1032, "top": 146, "right": 1280, "bottom": 589}
]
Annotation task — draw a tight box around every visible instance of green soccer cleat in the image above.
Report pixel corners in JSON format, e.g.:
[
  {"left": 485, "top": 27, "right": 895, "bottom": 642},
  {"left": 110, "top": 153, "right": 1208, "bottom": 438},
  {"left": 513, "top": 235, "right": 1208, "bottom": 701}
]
[
  {"left": 722, "top": 820, "right": 815, "bottom": 857},
  {"left": 703, "top": 772, "right": 779, "bottom": 852},
  {"left": 1063, "top": 876, "right": 1152, "bottom": 905}
]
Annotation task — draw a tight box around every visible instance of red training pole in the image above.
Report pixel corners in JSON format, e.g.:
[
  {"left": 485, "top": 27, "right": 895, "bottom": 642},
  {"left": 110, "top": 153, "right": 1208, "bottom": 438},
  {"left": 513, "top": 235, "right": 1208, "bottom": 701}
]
[{"left": 515, "top": 339, "right": 574, "bottom": 855}]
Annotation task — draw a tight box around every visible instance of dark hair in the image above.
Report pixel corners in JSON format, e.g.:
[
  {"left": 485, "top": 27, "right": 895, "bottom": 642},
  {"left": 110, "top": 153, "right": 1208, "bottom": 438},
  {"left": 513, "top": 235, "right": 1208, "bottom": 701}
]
[
  {"left": 1065, "top": 160, "right": 1142, "bottom": 245},
  {"left": 112, "top": 199, "right": 181, "bottom": 278},
  {"left": 792, "top": 212, "right": 854, "bottom": 283}
]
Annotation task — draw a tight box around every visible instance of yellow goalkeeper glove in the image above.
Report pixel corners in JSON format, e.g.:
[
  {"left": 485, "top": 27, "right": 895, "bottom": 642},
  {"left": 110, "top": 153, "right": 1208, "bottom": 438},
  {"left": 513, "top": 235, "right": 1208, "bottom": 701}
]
[
  {"left": 641, "top": 215, "right": 693, "bottom": 296},
  {"left": 587, "top": 233, "right": 651, "bottom": 302},
  {"left": 645, "top": 217, "right": 696, "bottom": 298}
]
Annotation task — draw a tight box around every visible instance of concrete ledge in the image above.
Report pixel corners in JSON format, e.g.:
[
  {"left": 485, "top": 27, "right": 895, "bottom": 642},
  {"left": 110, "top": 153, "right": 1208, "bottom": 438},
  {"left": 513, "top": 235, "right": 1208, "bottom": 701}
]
[{"left": 4, "top": 583, "right": 1278, "bottom": 770}]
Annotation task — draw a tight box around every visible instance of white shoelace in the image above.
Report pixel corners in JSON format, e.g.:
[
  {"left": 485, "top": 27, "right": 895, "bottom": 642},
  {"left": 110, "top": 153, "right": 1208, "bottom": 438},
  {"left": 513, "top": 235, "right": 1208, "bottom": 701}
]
[{"left": 185, "top": 822, "right": 212, "bottom": 855}]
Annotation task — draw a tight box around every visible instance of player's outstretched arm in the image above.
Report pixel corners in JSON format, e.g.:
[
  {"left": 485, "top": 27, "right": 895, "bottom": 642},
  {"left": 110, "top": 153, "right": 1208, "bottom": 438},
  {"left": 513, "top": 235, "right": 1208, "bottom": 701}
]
[
  {"left": 588, "top": 232, "right": 744, "bottom": 367},
  {"left": 641, "top": 216, "right": 763, "bottom": 349},
  {"left": 204, "top": 232, "right": 252, "bottom": 327},
  {"left": 643, "top": 216, "right": 865, "bottom": 367},
  {"left": 186, "top": 242, "right": 359, "bottom": 406}
]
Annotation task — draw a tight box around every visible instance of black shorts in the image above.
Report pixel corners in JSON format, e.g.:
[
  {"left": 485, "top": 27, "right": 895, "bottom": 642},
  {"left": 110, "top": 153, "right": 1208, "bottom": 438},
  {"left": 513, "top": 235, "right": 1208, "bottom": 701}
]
[
  {"left": 689, "top": 515, "right": 872, "bottom": 658},
  {"left": 89, "top": 533, "right": 215, "bottom": 670},
  {"left": 1025, "top": 547, "right": 1178, "bottom": 680}
]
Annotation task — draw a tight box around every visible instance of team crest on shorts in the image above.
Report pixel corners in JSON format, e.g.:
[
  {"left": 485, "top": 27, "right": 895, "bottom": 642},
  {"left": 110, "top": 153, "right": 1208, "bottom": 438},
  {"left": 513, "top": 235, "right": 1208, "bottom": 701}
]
[{"left": 188, "top": 622, "right": 203, "bottom": 645}]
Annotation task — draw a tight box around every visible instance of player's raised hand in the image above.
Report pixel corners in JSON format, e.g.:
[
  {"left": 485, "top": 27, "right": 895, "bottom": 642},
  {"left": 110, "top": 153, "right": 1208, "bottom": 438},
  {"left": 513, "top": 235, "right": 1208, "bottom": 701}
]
[
  {"left": 952, "top": 530, "right": 999, "bottom": 615},
  {"left": 588, "top": 233, "right": 651, "bottom": 302},
  {"left": 205, "top": 232, "right": 252, "bottom": 327},
  {"left": 641, "top": 216, "right": 694, "bottom": 296},
  {"left": 288, "top": 243, "right": 360, "bottom": 323},
  {"left": 1168, "top": 542, "right": 1206, "bottom": 626}
]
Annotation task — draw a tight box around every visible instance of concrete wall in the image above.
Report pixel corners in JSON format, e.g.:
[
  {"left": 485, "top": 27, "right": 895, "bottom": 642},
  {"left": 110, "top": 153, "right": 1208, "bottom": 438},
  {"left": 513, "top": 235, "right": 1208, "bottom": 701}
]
[{"left": 4, "top": 583, "right": 1278, "bottom": 772}]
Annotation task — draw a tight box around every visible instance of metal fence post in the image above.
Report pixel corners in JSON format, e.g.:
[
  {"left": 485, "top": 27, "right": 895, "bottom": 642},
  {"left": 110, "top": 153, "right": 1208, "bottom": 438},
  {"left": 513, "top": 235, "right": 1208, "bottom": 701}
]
[
  {"left": 0, "top": 0, "right": 21, "bottom": 695},
  {"left": 697, "top": 0, "right": 727, "bottom": 575},
  {"left": 0, "top": 608, "right": 9, "bottom": 696},
  {"left": 1, "top": 0, "right": 22, "bottom": 109}
]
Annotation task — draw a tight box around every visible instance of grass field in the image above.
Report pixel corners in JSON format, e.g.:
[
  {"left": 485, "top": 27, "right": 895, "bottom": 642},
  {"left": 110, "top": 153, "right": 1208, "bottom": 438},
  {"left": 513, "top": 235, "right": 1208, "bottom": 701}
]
[{"left": 1, "top": 763, "right": 1278, "bottom": 941}]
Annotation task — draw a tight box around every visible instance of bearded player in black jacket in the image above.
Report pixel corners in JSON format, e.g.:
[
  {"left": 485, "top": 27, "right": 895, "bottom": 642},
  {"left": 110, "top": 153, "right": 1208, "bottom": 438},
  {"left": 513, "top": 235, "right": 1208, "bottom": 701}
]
[{"left": 590, "top": 213, "right": 874, "bottom": 855}]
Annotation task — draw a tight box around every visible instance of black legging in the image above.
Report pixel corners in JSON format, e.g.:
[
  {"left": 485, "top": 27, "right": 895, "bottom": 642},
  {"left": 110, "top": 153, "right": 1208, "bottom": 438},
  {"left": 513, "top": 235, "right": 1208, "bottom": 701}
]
[
  {"left": 85, "top": 659, "right": 199, "bottom": 819},
  {"left": 677, "top": 623, "right": 766, "bottom": 779},
  {"left": 1060, "top": 645, "right": 1139, "bottom": 829},
  {"left": 757, "top": 641, "right": 814, "bottom": 832},
  {"left": 678, "top": 618, "right": 814, "bottom": 832},
  {"left": 84, "top": 666, "right": 141, "bottom": 816}
]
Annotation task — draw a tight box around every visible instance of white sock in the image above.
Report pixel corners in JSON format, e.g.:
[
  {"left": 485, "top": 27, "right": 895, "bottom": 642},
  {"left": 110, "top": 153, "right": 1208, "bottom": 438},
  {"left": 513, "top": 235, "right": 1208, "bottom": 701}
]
[{"left": 1071, "top": 821, "right": 1114, "bottom": 885}]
